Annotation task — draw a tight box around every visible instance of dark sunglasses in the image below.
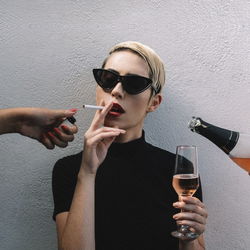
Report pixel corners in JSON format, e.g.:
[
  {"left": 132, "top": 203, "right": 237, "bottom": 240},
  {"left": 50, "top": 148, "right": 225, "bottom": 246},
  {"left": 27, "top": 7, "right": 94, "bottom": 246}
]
[{"left": 93, "top": 68, "right": 159, "bottom": 95}]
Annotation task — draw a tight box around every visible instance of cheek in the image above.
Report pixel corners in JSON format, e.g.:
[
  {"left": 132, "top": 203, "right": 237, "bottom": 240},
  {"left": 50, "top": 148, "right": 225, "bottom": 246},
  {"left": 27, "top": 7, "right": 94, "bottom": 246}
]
[
  {"left": 128, "top": 95, "right": 150, "bottom": 114},
  {"left": 96, "top": 87, "right": 105, "bottom": 102}
]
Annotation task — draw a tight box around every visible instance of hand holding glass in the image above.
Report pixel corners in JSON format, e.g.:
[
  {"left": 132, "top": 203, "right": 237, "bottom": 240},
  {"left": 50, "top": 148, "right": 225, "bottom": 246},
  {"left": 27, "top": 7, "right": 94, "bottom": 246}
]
[{"left": 171, "top": 145, "right": 199, "bottom": 239}]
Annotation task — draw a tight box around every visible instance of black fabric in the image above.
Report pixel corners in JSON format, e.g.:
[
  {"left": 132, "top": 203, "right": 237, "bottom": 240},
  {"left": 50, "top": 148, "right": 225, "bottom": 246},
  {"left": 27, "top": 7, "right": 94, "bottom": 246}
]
[{"left": 52, "top": 132, "right": 202, "bottom": 250}]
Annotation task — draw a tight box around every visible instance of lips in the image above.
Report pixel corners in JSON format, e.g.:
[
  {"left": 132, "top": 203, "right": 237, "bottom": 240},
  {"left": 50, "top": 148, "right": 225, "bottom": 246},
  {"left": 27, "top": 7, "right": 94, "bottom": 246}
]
[{"left": 108, "top": 103, "right": 125, "bottom": 117}]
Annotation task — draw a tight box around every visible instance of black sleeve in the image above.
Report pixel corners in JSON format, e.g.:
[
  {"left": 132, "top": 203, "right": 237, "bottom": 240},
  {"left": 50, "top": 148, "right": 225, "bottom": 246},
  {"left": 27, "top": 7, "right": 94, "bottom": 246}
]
[
  {"left": 52, "top": 154, "right": 81, "bottom": 220},
  {"left": 193, "top": 176, "right": 203, "bottom": 202}
]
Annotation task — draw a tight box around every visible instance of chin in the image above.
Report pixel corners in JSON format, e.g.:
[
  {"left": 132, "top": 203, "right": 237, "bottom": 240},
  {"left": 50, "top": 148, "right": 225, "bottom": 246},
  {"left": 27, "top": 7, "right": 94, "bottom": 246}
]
[{"left": 104, "top": 120, "right": 123, "bottom": 128}]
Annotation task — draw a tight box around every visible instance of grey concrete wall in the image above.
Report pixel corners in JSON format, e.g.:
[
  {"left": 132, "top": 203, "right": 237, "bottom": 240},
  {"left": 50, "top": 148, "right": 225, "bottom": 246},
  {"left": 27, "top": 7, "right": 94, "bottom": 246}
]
[{"left": 1, "top": 1, "right": 250, "bottom": 249}]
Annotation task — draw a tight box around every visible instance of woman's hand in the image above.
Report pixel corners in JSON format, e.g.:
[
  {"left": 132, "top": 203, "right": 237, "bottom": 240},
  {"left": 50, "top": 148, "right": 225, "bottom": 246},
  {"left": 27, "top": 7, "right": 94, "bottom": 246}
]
[
  {"left": 173, "top": 196, "right": 208, "bottom": 241},
  {"left": 42, "top": 123, "right": 78, "bottom": 149},
  {"left": 17, "top": 108, "right": 78, "bottom": 149},
  {"left": 0, "top": 107, "right": 78, "bottom": 149},
  {"left": 81, "top": 101, "right": 126, "bottom": 175}
]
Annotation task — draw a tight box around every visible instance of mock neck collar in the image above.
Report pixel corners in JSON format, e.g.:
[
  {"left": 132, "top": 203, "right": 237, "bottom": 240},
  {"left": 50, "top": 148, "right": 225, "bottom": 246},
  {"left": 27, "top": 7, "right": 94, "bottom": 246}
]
[{"left": 108, "top": 130, "right": 146, "bottom": 156}]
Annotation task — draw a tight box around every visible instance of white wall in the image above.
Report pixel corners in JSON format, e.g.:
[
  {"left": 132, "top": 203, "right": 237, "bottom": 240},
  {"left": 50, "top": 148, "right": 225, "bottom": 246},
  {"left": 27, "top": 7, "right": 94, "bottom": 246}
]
[{"left": 1, "top": 1, "right": 250, "bottom": 249}]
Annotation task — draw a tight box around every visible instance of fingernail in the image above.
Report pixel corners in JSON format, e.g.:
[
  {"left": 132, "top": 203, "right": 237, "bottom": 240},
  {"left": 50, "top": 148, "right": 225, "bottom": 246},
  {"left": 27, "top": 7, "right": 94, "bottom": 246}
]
[
  {"left": 173, "top": 215, "right": 178, "bottom": 219},
  {"left": 69, "top": 108, "right": 78, "bottom": 112},
  {"left": 54, "top": 128, "right": 61, "bottom": 134},
  {"left": 173, "top": 202, "right": 179, "bottom": 207},
  {"left": 48, "top": 132, "right": 55, "bottom": 138},
  {"left": 61, "top": 124, "right": 68, "bottom": 129}
]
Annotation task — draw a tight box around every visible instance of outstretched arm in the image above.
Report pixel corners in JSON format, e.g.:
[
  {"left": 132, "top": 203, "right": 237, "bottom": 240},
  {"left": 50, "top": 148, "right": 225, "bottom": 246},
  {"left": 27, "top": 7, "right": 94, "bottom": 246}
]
[{"left": 0, "top": 107, "right": 77, "bottom": 149}]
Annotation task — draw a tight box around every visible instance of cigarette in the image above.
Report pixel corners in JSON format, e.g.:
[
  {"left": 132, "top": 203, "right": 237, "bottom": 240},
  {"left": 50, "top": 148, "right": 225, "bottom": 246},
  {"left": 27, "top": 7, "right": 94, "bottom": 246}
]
[
  {"left": 83, "top": 104, "right": 104, "bottom": 110},
  {"left": 66, "top": 105, "right": 103, "bottom": 124}
]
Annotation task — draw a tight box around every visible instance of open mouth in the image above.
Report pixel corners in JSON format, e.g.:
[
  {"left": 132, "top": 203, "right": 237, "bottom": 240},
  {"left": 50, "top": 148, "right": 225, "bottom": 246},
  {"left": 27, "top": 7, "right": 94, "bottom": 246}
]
[{"left": 108, "top": 103, "right": 125, "bottom": 116}]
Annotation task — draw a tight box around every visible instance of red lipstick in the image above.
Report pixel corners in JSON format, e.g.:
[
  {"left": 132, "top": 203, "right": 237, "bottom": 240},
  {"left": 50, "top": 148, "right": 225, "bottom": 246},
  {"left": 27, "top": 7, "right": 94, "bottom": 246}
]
[{"left": 108, "top": 103, "right": 125, "bottom": 117}]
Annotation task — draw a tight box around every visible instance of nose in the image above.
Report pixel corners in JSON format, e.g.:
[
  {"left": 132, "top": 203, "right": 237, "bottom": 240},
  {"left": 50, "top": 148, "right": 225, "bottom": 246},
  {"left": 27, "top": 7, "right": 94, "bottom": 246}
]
[{"left": 111, "top": 82, "right": 125, "bottom": 98}]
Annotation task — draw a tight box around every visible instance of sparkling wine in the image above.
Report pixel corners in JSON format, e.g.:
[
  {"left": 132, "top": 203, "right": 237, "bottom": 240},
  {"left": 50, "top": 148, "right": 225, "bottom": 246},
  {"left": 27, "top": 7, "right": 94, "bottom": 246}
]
[
  {"left": 230, "top": 157, "right": 250, "bottom": 172},
  {"left": 189, "top": 117, "right": 250, "bottom": 174},
  {"left": 172, "top": 174, "right": 199, "bottom": 197}
]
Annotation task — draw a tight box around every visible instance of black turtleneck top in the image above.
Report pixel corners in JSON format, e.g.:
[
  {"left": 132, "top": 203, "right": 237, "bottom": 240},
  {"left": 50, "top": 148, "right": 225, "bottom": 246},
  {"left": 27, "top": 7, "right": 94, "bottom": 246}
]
[{"left": 52, "top": 132, "right": 202, "bottom": 250}]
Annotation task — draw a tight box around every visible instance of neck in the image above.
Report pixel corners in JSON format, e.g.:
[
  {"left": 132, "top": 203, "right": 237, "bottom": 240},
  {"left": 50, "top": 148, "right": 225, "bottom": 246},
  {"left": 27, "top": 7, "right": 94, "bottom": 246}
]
[{"left": 114, "top": 127, "right": 143, "bottom": 143}]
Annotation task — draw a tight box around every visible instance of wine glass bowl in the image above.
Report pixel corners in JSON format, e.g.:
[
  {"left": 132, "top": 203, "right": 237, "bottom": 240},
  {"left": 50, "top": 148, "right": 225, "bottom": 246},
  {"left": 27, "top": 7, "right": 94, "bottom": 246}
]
[{"left": 171, "top": 145, "right": 199, "bottom": 239}]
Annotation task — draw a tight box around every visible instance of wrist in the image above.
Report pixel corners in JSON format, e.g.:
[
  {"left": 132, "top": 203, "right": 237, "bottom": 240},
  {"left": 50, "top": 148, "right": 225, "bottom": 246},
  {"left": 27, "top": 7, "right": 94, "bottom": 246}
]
[
  {"left": 78, "top": 164, "right": 97, "bottom": 180},
  {"left": 0, "top": 108, "right": 23, "bottom": 134},
  {"left": 179, "top": 238, "right": 202, "bottom": 250}
]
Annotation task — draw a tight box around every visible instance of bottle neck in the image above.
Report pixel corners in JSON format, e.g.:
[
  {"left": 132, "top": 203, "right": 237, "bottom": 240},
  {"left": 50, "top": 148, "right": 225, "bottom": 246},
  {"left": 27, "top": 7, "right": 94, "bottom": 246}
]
[{"left": 189, "top": 117, "right": 239, "bottom": 154}]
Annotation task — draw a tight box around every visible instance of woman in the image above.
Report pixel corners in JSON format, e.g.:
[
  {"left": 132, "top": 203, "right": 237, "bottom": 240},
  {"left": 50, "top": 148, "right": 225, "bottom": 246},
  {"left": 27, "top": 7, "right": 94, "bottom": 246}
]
[{"left": 52, "top": 41, "right": 207, "bottom": 250}]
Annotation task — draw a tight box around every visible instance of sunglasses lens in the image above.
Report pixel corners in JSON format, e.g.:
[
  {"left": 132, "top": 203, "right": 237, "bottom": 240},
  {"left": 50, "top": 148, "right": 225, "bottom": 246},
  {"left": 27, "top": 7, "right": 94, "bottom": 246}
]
[
  {"left": 93, "top": 69, "right": 117, "bottom": 89},
  {"left": 123, "top": 76, "right": 151, "bottom": 94}
]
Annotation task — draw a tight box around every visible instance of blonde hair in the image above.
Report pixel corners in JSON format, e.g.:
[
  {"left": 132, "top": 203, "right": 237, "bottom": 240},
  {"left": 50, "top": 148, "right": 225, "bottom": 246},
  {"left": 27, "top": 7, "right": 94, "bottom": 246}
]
[{"left": 102, "top": 41, "right": 165, "bottom": 94}]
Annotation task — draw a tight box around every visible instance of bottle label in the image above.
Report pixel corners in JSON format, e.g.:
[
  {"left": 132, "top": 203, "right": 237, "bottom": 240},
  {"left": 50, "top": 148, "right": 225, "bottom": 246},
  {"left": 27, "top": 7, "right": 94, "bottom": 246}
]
[{"left": 189, "top": 117, "right": 239, "bottom": 154}]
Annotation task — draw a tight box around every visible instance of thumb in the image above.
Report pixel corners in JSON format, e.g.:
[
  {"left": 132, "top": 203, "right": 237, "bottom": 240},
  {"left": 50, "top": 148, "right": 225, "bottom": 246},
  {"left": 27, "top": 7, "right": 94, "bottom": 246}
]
[{"left": 52, "top": 109, "right": 77, "bottom": 119}]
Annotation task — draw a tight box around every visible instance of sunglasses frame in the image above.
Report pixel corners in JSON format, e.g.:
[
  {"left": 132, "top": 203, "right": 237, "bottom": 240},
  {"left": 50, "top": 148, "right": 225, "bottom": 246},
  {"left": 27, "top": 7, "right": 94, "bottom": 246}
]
[{"left": 93, "top": 68, "right": 159, "bottom": 95}]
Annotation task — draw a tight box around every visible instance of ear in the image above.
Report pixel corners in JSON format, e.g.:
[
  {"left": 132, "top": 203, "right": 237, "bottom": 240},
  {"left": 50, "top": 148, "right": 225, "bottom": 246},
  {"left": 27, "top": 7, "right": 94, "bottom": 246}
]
[{"left": 147, "top": 94, "right": 162, "bottom": 113}]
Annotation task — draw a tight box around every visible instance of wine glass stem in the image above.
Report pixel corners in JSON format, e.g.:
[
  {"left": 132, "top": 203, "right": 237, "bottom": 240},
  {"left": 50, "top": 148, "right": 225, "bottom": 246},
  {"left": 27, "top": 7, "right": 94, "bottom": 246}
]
[{"left": 178, "top": 195, "right": 191, "bottom": 233}]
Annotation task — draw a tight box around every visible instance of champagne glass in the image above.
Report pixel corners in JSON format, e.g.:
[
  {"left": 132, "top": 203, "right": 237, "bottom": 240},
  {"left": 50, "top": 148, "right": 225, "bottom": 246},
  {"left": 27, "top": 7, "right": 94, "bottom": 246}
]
[{"left": 171, "top": 145, "right": 199, "bottom": 239}]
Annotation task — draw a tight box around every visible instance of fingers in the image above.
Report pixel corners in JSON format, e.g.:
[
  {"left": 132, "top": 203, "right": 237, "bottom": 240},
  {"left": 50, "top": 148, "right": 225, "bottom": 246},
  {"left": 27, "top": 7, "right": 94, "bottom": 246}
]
[
  {"left": 81, "top": 100, "right": 125, "bottom": 172},
  {"left": 101, "top": 135, "right": 116, "bottom": 148},
  {"left": 40, "top": 124, "right": 78, "bottom": 149},
  {"left": 52, "top": 109, "right": 77, "bottom": 119},
  {"left": 86, "top": 126, "right": 125, "bottom": 140},
  {"left": 173, "top": 211, "right": 206, "bottom": 225},
  {"left": 40, "top": 133, "right": 55, "bottom": 150},
  {"left": 53, "top": 127, "right": 74, "bottom": 142},
  {"left": 90, "top": 101, "right": 113, "bottom": 130},
  {"left": 177, "top": 219, "right": 205, "bottom": 235},
  {"left": 85, "top": 127, "right": 126, "bottom": 146},
  {"left": 44, "top": 109, "right": 77, "bottom": 128},
  {"left": 173, "top": 196, "right": 207, "bottom": 235},
  {"left": 88, "top": 100, "right": 124, "bottom": 140},
  {"left": 82, "top": 126, "right": 126, "bottom": 172},
  {"left": 173, "top": 197, "right": 208, "bottom": 218},
  {"left": 47, "top": 131, "right": 68, "bottom": 148},
  {"left": 181, "top": 196, "right": 205, "bottom": 208},
  {"left": 89, "top": 131, "right": 121, "bottom": 146},
  {"left": 60, "top": 124, "right": 78, "bottom": 135},
  {"left": 51, "top": 124, "right": 78, "bottom": 147}
]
